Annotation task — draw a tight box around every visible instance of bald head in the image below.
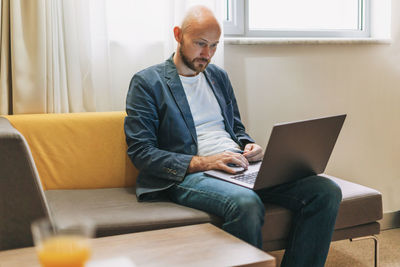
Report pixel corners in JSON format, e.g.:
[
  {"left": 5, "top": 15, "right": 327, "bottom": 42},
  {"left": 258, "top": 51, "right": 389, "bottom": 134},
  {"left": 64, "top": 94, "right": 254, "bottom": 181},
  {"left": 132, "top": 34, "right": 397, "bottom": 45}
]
[
  {"left": 180, "top": 5, "right": 221, "bottom": 35},
  {"left": 173, "top": 5, "right": 221, "bottom": 76}
]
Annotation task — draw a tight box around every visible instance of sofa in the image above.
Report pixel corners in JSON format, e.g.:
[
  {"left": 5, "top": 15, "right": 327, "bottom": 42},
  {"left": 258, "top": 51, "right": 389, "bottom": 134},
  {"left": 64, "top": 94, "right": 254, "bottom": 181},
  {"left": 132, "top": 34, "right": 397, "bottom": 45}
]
[{"left": 0, "top": 112, "right": 382, "bottom": 262}]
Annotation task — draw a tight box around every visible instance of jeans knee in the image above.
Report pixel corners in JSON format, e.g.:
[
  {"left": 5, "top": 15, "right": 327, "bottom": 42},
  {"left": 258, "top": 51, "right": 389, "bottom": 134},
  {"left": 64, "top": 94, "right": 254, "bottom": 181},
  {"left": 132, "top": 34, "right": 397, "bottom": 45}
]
[
  {"left": 228, "top": 192, "right": 265, "bottom": 221},
  {"left": 317, "top": 178, "right": 342, "bottom": 210},
  {"left": 221, "top": 191, "right": 265, "bottom": 248}
]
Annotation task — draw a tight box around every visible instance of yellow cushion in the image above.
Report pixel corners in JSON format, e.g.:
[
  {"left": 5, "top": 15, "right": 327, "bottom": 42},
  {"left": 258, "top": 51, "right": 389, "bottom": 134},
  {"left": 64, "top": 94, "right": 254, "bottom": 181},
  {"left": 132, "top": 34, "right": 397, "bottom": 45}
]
[{"left": 5, "top": 112, "right": 137, "bottom": 190}]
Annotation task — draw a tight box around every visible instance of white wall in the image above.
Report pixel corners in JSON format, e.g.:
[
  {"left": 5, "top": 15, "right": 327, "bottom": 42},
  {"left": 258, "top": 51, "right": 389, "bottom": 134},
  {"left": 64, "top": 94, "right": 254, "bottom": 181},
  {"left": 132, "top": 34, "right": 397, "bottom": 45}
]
[{"left": 224, "top": 1, "right": 400, "bottom": 212}]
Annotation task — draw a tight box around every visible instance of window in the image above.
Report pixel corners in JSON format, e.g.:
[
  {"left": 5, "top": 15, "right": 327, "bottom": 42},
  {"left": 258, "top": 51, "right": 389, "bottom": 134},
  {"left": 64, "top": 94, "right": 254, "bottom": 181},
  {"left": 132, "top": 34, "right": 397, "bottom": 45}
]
[{"left": 224, "top": 0, "right": 371, "bottom": 38}]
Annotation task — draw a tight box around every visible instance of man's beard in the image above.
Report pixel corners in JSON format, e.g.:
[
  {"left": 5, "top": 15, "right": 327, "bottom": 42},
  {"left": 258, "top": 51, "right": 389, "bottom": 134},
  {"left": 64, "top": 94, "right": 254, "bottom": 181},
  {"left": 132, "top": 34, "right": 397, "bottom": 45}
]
[{"left": 179, "top": 45, "right": 210, "bottom": 73}]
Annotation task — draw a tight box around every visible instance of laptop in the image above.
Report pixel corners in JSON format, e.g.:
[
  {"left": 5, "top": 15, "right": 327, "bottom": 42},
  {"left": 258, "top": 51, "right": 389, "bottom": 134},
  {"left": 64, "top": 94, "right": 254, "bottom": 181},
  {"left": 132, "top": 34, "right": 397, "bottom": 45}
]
[{"left": 204, "top": 114, "right": 346, "bottom": 190}]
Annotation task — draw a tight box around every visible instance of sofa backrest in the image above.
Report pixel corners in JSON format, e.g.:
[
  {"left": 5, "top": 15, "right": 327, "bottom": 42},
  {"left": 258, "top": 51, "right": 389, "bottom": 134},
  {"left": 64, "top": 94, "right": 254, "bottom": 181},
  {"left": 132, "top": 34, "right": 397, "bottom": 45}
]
[
  {"left": 0, "top": 117, "right": 50, "bottom": 250},
  {"left": 5, "top": 112, "right": 138, "bottom": 190}
]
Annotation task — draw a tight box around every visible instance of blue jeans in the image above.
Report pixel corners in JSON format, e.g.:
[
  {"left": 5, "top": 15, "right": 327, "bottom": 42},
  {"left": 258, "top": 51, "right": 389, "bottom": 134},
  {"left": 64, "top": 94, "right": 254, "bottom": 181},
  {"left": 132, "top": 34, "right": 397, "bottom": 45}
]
[{"left": 167, "top": 172, "right": 342, "bottom": 267}]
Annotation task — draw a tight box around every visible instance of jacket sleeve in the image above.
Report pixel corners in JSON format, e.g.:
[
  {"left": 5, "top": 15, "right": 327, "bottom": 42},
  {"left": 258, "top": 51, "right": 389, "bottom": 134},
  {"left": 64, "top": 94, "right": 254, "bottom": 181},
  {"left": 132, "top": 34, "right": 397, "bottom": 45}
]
[
  {"left": 221, "top": 70, "right": 255, "bottom": 148},
  {"left": 124, "top": 74, "right": 193, "bottom": 182}
]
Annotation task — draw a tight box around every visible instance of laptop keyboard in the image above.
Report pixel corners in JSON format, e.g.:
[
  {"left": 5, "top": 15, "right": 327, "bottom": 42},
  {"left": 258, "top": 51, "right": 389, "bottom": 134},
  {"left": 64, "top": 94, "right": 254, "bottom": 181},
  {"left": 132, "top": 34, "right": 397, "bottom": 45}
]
[{"left": 232, "top": 172, "right": 258, "bottom": 184}]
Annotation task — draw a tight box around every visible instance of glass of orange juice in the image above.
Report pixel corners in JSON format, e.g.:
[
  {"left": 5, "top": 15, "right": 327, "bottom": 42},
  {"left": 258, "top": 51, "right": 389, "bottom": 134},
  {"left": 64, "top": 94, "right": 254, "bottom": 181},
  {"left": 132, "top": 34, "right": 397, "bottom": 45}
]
[{"left": 31, "top": 218, "right": 95, "bottom": 267}]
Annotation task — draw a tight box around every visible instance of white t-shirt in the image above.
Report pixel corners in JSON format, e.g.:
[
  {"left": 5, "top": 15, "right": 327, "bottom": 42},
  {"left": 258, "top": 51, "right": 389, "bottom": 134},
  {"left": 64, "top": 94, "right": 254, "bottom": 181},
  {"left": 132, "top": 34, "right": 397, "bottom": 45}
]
[{"left": 179, "top": 72, "right": 240, "bottom": 156}]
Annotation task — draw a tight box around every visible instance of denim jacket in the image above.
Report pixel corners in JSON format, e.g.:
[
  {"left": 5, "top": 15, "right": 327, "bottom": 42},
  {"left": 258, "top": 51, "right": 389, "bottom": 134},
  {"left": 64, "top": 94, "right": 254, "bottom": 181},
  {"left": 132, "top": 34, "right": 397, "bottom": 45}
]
[{"left": 124, "top": 55, "right": 254, "bottom": 200}]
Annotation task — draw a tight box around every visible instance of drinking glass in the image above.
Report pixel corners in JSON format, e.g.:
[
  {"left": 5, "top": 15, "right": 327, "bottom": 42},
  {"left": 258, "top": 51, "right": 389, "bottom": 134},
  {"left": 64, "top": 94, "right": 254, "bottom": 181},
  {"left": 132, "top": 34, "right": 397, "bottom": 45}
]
[{"left": 31, "top": 218, "right": 95, "bottom": 267}]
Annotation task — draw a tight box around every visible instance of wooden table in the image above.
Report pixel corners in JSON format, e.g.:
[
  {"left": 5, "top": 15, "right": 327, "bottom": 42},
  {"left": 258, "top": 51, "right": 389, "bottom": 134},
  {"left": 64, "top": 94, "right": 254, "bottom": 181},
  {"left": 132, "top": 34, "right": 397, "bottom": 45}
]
[{"left": 0, "top": 223, "right": 275, "bottom": 267}]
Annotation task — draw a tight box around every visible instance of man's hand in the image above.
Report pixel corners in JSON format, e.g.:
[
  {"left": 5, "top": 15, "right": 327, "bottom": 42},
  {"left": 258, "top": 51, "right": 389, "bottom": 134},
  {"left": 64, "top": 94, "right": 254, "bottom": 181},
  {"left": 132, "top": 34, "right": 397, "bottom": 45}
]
[
  {"left": 188, "top": 151, "right": 249, "bottom": 174},
  {"left": 243, "top": 143, "right": 263, "bottom": 162}
]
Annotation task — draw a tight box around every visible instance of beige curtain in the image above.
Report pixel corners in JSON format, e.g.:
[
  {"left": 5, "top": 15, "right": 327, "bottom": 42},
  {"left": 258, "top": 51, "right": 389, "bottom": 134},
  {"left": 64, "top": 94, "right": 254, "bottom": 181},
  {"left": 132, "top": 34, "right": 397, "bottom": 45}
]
[
  {"left": 0, "top": 0, "right": 112, "bottom": 114},
  {"left": 0, "top": 0, "right": 224, "bottom": 115},
  {"left": 0, "top": 0, "right": 11, "bottom": 114}
]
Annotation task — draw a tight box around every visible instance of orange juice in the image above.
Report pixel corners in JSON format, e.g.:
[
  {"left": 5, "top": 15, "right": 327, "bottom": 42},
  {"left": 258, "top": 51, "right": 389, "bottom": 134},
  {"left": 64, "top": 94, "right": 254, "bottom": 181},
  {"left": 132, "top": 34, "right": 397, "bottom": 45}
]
[{"left": 37, "top": 235, "right": 91, "bottom": 267}]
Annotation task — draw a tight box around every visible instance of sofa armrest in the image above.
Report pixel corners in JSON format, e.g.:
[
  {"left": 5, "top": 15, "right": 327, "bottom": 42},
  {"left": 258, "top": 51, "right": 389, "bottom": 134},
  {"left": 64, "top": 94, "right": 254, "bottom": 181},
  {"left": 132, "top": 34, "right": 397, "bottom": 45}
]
[
  {"left": 0, "top": 117, "right": 50, "bottom": 250},
  {"left": 320, "top": 174, "right": 383, "bottom": 228}
]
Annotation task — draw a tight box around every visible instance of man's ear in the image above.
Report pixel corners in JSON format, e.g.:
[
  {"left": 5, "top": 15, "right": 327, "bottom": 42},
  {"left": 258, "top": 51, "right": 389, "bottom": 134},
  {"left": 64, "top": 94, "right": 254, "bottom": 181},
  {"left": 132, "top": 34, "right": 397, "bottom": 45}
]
[{"left": 173, "top": 26, "right": 182, "bottom": 43}]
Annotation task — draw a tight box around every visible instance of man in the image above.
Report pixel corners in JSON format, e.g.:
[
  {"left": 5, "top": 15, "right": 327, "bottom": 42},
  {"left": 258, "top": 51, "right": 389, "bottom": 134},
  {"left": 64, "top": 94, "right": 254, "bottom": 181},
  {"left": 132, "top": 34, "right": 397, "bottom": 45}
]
[{"left": 124, "top": 6, "right": 341, "bottom": 267}]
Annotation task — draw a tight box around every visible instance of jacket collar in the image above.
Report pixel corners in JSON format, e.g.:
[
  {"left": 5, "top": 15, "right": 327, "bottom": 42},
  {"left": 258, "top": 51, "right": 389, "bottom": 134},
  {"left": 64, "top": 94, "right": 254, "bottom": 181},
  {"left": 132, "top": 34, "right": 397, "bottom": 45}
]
[
  {"left": 164, "top": 54, "right": 229, "bottom": 144},
  {"left": 203, "top": 68, "right": 227, "bottom": 113},
  {"left": 164, "top": 55, "right": 197, "bottom": 145}
]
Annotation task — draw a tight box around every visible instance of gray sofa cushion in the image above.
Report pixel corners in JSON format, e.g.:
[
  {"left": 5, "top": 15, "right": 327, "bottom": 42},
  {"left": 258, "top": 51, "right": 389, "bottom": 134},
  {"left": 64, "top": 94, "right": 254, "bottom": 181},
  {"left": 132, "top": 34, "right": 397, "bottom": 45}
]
[
  {"left": 261, "top": 174, "right": 382, "bottom": 242},
  {"left": 45, "top": 175, "right": 382, "bottom": 244},
  {"left": 325, "top": 174, "right": 382, "bottom": 229},
  {"left": 45, "top": 187, "right": 221, "bottom": 237}
]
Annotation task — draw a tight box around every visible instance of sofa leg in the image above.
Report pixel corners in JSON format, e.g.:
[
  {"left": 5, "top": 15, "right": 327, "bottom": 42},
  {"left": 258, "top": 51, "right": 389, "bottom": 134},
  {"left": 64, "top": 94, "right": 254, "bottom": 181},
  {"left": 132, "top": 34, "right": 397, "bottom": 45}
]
[{"left": 350, "top": 235, "right": 379, "bottom": 267}]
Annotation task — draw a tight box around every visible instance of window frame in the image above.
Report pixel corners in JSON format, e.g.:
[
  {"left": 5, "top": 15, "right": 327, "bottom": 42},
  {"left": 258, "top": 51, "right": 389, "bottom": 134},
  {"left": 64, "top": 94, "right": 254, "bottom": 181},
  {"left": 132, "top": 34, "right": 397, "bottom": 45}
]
[
  {"left": 224, "top": 0, "right": 371, "bottom": 38},
  {"left": 223, "top": 0, "right": 244, "bottom": 35}
]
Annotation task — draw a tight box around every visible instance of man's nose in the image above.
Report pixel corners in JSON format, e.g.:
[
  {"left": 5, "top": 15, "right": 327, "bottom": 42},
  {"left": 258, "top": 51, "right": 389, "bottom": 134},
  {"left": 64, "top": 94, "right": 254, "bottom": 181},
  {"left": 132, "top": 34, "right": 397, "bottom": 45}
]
[{"left": 200, "top": 46, "right": 211, "bottom": 59}]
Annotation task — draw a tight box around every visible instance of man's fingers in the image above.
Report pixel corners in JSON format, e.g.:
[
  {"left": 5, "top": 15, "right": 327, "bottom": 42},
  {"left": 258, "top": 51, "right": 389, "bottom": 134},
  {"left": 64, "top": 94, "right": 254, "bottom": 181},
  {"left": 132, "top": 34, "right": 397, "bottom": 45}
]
[
  {"left": 223, "top": 166, "right": 237, "bottom": 174},
  {"left": 243, "top": 149, "right": 260, "bottom": 158},
  {"left": 228, "top": 156, "right": 248, "bottom": 169},
  {"left": 246, "top": 154, "right": 263, "bottom": 162},
  {"left": 220, "top": 151, "right": 248, "bottom": 169},
  {"left": 243, "top": 150, "right": 254, "bottom": 157},
  {"left": 218, "top": 163, "right": 239, "bottom": 174},
  {"left": 244, "top": 149, "right": 263, "bottom": 162}
]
